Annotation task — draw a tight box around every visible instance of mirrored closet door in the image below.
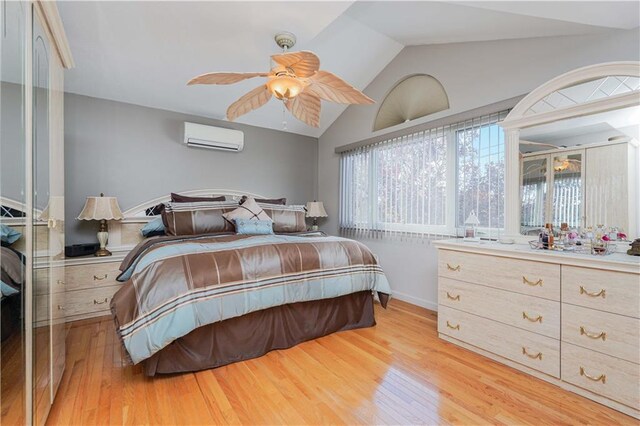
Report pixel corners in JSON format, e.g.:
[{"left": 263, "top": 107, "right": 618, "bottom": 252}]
[
  {"left": 1, "top": 1, "right": 71, "bottom": 424},
  {"left": 1, "top": 1, "right": 28, "bottom": 424}
]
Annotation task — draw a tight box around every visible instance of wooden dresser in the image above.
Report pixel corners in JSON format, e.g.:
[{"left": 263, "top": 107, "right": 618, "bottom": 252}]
[
  {"left": 62, "top": 253, "right": 127, "bottom": 322},
  {"left": 434, "top": 240, "right": 640, "bottom": 419}
]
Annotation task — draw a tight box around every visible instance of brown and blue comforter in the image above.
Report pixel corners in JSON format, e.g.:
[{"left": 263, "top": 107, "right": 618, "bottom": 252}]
[{"left": 111, "top": 233, "right": 391, "bottom": 364}]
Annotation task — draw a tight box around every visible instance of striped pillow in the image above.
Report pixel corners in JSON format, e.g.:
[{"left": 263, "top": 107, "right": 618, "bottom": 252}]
[
  {"left": 162, "top": 201, "right": 239, "bottom": 236},
  {"left": 259, "top": 204, "right": 307, "bottom": 233}
]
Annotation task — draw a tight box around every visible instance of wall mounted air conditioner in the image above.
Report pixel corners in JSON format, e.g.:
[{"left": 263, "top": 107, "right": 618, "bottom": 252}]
[{"left": 183, "top": 122, "right": 244, "bottom": 152}]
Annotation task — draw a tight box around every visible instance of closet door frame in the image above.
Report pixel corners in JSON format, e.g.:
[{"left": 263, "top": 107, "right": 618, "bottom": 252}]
[{"left": 22, "top": 2, "right": 73, "bottom": 424}]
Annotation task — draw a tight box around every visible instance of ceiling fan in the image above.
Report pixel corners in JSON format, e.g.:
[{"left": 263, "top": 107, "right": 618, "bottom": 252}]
[
  {"left": 553, "top": 156, "right": 581, "bottom": 172},
  {"left": 187, "top": 32, "right": 374, "bottom": 128}
]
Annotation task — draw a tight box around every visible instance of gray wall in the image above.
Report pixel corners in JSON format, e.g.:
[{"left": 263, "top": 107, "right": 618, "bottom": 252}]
[
  {"left": 65, "top": 93, "right": 318, "bottom": 244},
  {"left": 318, "top": 29, "right": 640, "bottom": 310}
]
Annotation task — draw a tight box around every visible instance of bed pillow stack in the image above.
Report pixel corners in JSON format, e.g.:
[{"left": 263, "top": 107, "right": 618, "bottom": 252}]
[
  {"left": 259, "top": 203, "right": 307, "bottom": 233},
  {"left": 162, "top": 201, "right": 238, "bottom": 236}
]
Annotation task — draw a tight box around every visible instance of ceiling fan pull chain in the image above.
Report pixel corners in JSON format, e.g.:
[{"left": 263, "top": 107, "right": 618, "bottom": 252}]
[{"left": 282, "top": 102, "right": 288, "bottom": 130}]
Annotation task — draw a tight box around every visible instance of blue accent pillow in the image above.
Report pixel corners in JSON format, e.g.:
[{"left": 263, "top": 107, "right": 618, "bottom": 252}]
[
  {"left": 140, "top": 217, "right": 166, "bottom": 237},
  {"left": 234, "top": 219, "right": 274, "bottom": 235},
  {"left": 1, "top": 281, "right": 19, "bottom": 297},
  {"left": 0, "top": 224, "right": 22, "bottom": 245}
]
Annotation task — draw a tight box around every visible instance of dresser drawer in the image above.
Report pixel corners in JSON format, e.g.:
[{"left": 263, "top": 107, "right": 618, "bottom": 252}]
[
  {"left": 438, "top": 305, "right": 560, "bottom": 377},
  {"left": 562, "top": 266, "right": 640, "bottom": 318},
  {"left": 562, "top": 343, "right": 640, "bottom": 410},
  {"left": 439, "top": 277, "right": 560, "bottom": 339},
  {"left": 64, "top": 262, "right": 121, "bottom": 291},
  {"left": 438, "top": 250, "right": 560, "bottom": 300},
  {"left": 61, "top": 284, "right": 121, "bottom": 319},
  {"left": 562, "top": 304, "right": 640, "bottom": 364}
]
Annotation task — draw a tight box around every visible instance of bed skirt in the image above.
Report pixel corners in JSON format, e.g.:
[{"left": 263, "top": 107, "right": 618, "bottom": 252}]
[{"left": 143, "top": 290, "right": 377, "bottom": 376}]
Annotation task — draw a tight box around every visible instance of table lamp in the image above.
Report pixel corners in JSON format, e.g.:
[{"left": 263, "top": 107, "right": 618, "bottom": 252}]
[
  {"left": 77, "top": 193, "right": 124, "bottom": 256},
  {"left": 305, "top": 201, "right": 327, "bottom": 231}
]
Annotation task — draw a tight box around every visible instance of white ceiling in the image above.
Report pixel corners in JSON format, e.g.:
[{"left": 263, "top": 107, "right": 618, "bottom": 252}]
[
  {"left": 520, "top": 105, "right": 640, "bottom": 151},
  {"left": 58, "top": 1, "right": 640, "bottom": 137}
]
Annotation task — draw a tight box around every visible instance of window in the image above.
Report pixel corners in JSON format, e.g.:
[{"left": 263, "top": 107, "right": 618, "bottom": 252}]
[
  {"left": 339, "top": 110, "right": 508, "bottom": 239},
  {"left": 456, "top": 118, "right": 506, "bottom": 230}
]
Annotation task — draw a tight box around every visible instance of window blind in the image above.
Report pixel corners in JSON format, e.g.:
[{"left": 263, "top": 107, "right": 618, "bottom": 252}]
[{"left": 339, "top": 110, "right": 509, "bottom": 240}]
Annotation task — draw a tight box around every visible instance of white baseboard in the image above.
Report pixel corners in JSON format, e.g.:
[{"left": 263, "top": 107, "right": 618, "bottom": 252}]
[{"left": 391, "top": 290, "right": 438, "bottom": 311}]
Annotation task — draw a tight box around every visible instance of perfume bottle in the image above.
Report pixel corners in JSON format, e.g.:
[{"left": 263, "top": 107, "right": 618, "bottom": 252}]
[{"left": 543, "top": 223, "right": 554, "bottom": 249}]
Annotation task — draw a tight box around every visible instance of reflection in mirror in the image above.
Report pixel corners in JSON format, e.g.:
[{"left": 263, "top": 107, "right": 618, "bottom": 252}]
[
  {"left": 520, "top": 104, "right": 640, "bottom": 237},
  {"left": 1, "top": 0, "right": 27, "bottom": 423},
  {"left": 521, "top": 158, "right": 547, "bottom": 235},
  {"left": 32, "top": 13, "right": 52, "bottom": 426},
  {"left": 552, "top": 152, "right": 582, "bottom": 228}
]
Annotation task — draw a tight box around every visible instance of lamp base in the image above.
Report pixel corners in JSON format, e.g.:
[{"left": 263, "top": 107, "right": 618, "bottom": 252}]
[
  {"left": 95, "top": 222, "right": 111, "bottom": 256},
  {"left": 94, "top": 247, "right": 112, "bottom": 257}
]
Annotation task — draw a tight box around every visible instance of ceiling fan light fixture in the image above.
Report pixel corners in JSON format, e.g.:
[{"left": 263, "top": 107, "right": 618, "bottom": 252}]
[{"left": 267, "top": 75, "right": 305, "bottom": 100}]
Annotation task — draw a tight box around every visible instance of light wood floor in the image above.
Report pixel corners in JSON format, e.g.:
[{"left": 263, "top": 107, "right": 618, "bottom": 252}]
[{"left": 47, "top": 300, "right": 636, "bottom": 425}]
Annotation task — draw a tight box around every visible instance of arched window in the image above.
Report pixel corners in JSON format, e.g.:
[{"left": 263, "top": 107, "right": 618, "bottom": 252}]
[{"left": 373, "top": 74, "right": 449, "bottom": 131}]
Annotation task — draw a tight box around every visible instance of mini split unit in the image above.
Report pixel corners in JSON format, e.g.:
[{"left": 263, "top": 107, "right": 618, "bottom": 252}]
[{"left": 183, "top": 122, "right": 244, "bottom": 152}]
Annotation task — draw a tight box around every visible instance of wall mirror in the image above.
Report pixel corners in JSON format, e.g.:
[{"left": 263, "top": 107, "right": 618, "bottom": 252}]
[
  {"left": 519, "top": 105, "right": 639, "bottom": 236},
  {"left": 500, "top": 62, "right": 640, "bottom": 240},
  {"left": 1, "top": 0, "right": 28, "bottom": 423}
]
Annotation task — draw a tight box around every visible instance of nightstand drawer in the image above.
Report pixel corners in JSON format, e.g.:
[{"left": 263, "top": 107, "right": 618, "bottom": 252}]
[
  {"left": 64, "top": 262, "right": 121, "bottom": 291},
  {"left": 35, "top": 267, "right": 67, "bottom": 295},
  {"left": 562, "top": 266, "right": 640, "bottom": 318},
  {"left": 438, "top": 305, "right": 560, "bottom": 377},
  {"left": 438, "top": 250, "right": 560, "bottom": 301},
  {"left": 439, "top": 277, "right": 560, "bottom": 339},
  {"left": 60, "top": 284, "right": 121, "bottom": 319},
  {"left": 562, "top": 343, "right": 640, "bottom": 410},
  {"left": 562, "top": 304, "right": 640, "bottom": 364}
]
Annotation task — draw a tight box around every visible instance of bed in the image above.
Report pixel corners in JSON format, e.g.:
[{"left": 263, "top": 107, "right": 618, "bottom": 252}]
[
  {"left": 1, "top": 246, "right": 24, "bottom": 342},
  {"left": 110, "top": 194, "right": 391, "bottom": 376}
]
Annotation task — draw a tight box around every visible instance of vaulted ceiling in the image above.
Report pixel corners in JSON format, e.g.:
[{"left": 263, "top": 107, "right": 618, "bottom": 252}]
[{"left": 58, "top": 1, "right": 640, "bottom": 137}]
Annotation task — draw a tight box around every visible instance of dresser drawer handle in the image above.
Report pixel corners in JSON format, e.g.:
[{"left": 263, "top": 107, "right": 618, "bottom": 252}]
[
  {"left": 446, "top": 321, "right": 460, "bottom": 330},
  {"left": 580, "top": 367, "right": 606, "bottom": 384},
  {"left": 93, "top": 298, "right": 109, "bottom": 305},
  {"left": 521, "top": 347, "right": 542, "bottom": 360},
  {"left": 579, "top": 286, "right": 606, "bottom": 298},
  {"left": 446, "top": 264, "right": 461, "bottom": 272},
  {"left": 522, "top": 312, "right": 542, "bottom": 323},
  {"left": 446, "top": 292, "right": 460, "bottom": 301},
  {"left": 57, "top": 305, "right": 65, "bottom": 311},
  {"left": 580, "top": 326, "right": 606, "bottom": 341},
  {"left": 93, "top": 274, "right": 108, "bottom": 281},
  {"left": 56, "top": 280, "right": 65, "bottom": 286},
  {"left": 522, "top": 276, "right": 543, "bottom": 287}
]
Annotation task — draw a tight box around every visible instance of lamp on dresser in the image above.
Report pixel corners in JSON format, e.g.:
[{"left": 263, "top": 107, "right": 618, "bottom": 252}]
[
  {"left": 77, "top": 193, "right": 124, "bottom": 256},
  {"left": 305, "top": 201, "right": 328, "bottom": 231}
]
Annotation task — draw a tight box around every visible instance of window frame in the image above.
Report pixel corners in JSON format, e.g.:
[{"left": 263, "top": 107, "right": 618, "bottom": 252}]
[{"left": 339, "top": 111, "right": 509, "bottom": 238}]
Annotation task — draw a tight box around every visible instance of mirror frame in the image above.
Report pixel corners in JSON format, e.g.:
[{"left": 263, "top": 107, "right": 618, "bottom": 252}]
[{"left": 499, "top": 61, "right": 640, "bottom": 240}]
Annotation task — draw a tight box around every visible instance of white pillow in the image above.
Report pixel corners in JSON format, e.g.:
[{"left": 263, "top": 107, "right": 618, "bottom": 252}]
[{"left": 223, "top": 197, "right": 273, "bottom": 223}]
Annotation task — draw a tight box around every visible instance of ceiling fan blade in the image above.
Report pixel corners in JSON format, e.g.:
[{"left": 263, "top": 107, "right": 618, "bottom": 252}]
[
  {"left": 286, "top": 92, "right": 321, "bottom": 128},
  {"left": 187, "top": 72, "right": 269, "bottom": 86},
  {"left": 271, "top": 51, "right": 320, "bottom": 78},
  {"left": 307, "top": 70, "right": 374, "bottom": 105},
  {"left": 226, "top": 85, "right": 272, "bottom": 122}
]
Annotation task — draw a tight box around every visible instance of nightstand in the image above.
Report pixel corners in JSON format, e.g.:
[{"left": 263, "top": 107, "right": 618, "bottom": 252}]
[{"left": 62, "top": 252, "right": 127, "bottom": 322}]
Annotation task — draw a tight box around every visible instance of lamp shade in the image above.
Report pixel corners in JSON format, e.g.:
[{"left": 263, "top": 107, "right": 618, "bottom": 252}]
[
  {"left": 38, "top": 196, "right": 64, "bottom": 221},
  {"left": 464, "top": 210, "right": 480, "bottom": 226},
  {"left": 77, "top": 195, "right": 124, "bottom": 221},
  {"left": 305, "top": 201, "right": 327, "bottom": 218}
]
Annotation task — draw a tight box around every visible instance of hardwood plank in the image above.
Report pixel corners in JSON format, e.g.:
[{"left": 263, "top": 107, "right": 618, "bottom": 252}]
[{"left": 46, "top": 302, "right": 638, "bottom": 425}]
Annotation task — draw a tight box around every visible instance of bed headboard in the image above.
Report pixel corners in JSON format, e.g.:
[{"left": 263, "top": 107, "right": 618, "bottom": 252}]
[
  {"left": 122, "top": 189, "right": 267, "bottom": 218},
  {"left": 109, "top": 189, "right": 269, "bottom": 252}
]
